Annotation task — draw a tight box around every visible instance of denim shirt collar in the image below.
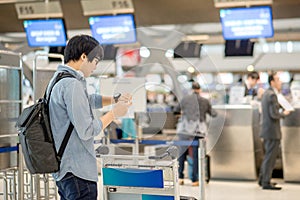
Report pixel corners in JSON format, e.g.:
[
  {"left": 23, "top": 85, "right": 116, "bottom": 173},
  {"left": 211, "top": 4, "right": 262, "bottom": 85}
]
[{"left": 57, "top": 65, "right": 85, "bottom": 82}]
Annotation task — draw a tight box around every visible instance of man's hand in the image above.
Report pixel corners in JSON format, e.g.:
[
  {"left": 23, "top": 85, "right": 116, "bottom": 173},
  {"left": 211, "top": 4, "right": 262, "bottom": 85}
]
[
  {"left": 283, "top": 110, "right": 290, "bottom": 116},
  {"left": 118, "top": 93, "right": 132, "bottom": 104},
  {"left": 112, "top": 102, "right": 130, "bottom": 118}
]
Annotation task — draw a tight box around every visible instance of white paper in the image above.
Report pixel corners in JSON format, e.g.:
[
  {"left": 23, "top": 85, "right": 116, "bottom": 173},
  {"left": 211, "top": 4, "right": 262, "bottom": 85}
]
[
  {"left": 229, "top": 86, "right": 245, "bottom": 105},
  {"left": 277, "top": 93, "right": 295, "bottom": 111}
]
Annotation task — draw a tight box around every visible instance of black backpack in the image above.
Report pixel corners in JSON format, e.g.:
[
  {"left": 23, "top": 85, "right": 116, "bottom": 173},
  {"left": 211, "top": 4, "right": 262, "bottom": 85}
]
[{"left": 16, "top": 72, "right": 74, "bottom": 174}]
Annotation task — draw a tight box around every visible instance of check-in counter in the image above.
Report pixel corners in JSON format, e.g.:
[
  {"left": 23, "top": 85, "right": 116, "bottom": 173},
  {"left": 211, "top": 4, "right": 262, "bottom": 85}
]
[
  {"left": 207, "top": 105, "right": 263, "bottom": 180},
  {"left": 281, "top": 108, "right": 300, "bottom": 182}
]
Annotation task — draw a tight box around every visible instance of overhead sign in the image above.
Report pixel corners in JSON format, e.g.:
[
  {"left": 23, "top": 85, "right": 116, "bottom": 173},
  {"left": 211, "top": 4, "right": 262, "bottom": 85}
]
[
  {"left": 15, "top": 1, "right": 63, "bottom": 19},
  {"left": 0, "top": 0, "right": 40, "bottom": 3},
  {"left": 81, "top": 0, "right": 134, "bottom": 16},
  {"left": 214, "top": 0, "right": 272, "bottom": 8},
  {"left": 220, "top": 6, "right": 274, "bottom": 40}
]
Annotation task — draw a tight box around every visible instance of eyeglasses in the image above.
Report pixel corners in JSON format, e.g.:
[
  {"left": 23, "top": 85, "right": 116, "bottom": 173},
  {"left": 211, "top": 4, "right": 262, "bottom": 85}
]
[{"left": 94, "top": 57, "right": 101, "bottom": 65}]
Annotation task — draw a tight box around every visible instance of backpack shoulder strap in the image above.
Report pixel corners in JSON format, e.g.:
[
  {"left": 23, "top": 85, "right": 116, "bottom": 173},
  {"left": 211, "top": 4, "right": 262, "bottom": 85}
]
[
  {"left": 57, "top": 122, "right": 74, "bottom": 161},
  {"left": 44, "top": 71, "right": 75, "bottom": 161},
  {"left": 44, "top": 71, "right": 75, "bottom": 101}
]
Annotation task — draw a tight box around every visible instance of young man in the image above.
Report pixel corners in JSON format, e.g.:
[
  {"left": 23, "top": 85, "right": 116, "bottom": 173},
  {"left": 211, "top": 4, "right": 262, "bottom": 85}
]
[
  {"left": 259, "top": 72, "right": 290, "bottom": 190},
  {"left": 244, "top": 71, "right": 260, "bottom": 97},
  {"left": 176, "top": 82, "right": 217, "bottom": 186},
  {"left": 47, "top": 35, "right": 131, "bottom": 199}
]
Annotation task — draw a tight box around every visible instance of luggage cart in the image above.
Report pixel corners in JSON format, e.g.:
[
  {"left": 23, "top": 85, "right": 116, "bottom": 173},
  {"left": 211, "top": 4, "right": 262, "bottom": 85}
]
[
  {"left": 98, "top": 139, "right": 207, "bottom": 200},
  {"left": 99, "top": 153, "right": 180, "bottom": 200},
  {"left": 0, "top": 167, "right": 18, "bottom": 200}
]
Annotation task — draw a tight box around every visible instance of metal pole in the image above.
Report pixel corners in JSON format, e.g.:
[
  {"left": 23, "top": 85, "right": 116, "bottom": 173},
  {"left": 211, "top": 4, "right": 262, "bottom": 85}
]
[
  {"left": 198, "top": 138, "right": 206, "bottom": 200},
  {"left": 13, "top": 169, "right": 17, "bottom": 200},
  {"left": 45, "top": 176, "right": 50, "bottom": 200},
  {"left": 173, "top": 160, "right": 180, "bottom": 200},
  {"left": 18, "top": 52, "right": 24, "bottom": 200},
  {"left": 3, "top": 172, "right": 8, "bottom": 200},
  {"left": 33, "top": 53, "right": 64, "bottom": 101},
  {"left": 30, "top": 174, "right": 34, "bottom": 200},
  {"left": 36, "top": 175, "right": 41, "bottom": 199}
]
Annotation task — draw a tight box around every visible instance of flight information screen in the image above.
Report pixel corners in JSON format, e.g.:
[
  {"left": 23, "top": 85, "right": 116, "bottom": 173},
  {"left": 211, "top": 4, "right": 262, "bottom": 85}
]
[
  {"left": 89, "top": 14, "right": 136, "bottom": 45},
  {"left": 24, "top": 19, "right": 67, "bottom": 47},
  {"left": 220, "top": 6, "right": 274, "bottom": 40}
]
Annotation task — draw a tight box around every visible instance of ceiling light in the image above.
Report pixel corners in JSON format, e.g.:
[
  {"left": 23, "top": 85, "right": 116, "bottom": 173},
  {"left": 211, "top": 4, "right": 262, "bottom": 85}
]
[
  {"left": 165, "top": 49, "right": 174, "bottom": 58},
  {"left": 263, "top": 43, "right": 269, "bottom": 53},
  {"left": 287, "top": 41, "right": 293, "bottom": 53},
  {"left": 184, "top": 35, "right": 210, "bottom": 41},
  {"left": 247, "top": 65, "right": 254, "bottom": 72},
  {"left": 139, "top": 46, "right": 150, "bottom": 58},
  {"left": 187, "top": 67, "right": 195, "bottom": 74},
  {"left": 275, "top": 42, "right": 281, "bottom": 53}
]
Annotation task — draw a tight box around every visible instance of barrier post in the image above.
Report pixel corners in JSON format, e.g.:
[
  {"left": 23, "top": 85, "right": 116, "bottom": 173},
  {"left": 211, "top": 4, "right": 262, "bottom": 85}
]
[{"left": 198, "top": 138, "right": 206, "bottom": 200}]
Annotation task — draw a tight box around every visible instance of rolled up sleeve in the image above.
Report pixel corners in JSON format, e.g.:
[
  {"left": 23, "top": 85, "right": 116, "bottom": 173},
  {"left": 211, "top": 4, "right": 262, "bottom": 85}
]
[{"left": 89, "top": 94, "right": 103, "bottom": 109}]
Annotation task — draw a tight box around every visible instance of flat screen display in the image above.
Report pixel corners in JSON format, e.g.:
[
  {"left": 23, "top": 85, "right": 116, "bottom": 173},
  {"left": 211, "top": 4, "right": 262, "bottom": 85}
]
[
  {"left": 174, "top": 42, "right": 202, "bottom": 58},
  {"left": 225, "top": 39, "right": 254, "bottom": 57},
  {"left": 102, "top": 45, "right": 118, "bottom": 60},
  {"left": 220, "top": 6, "right": 274, "bottom": 40},
  {"left": 89, "top": 14, "right": 136, "bottom": 45},
  {"left": 23, "top": 19, "right": 67, "bottom": 47}
]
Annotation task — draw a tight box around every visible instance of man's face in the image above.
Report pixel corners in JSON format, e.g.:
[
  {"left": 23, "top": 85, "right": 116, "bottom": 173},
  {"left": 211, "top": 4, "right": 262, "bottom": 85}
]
[
  {"left": 248, "top": 77, "right": 258, "bottom": 88},
  {"left": 271, "top": 74, "right": 282, "bottom": 91},
  {"left": 80, "top": 56, "right": 100, "bottom": 77}
]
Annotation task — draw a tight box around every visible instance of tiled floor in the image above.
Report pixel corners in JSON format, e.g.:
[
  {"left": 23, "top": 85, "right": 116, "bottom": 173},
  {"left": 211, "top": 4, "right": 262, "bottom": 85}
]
[
  {"left": 1, "top": 175, "right": 299, "bottom": 199},
  {"left": 180, "top": 178, "right": 300, "bottom": 200}
]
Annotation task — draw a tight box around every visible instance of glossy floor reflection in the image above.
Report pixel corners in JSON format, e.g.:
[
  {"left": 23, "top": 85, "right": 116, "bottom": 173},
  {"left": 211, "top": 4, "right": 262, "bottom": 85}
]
[{"left": 180, "top": 179, "right": 300, "bottom": 200}]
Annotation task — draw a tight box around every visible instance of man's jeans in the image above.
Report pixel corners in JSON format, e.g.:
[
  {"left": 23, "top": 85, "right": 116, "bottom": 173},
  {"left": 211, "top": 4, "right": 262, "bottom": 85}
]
[
  {"left": 178, "top": 135, "right": 202, "bottom": 182},
  {"left": 56, "top": 173, "right": 97, "bottom": 200}
]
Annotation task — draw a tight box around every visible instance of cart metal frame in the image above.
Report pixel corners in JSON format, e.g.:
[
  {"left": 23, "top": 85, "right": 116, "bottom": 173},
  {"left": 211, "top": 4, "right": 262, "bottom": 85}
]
[{"left": 99, "top": 154, "right": 180, "bottom": 200}]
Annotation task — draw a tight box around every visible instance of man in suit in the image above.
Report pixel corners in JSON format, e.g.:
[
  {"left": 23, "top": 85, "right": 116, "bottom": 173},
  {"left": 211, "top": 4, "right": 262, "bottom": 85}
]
[
  {"left": 259, "top": 72, "right": 290, "bottom": 190},
  {"left": 177, "top": 82, "right": 217, "bottom": 186}
]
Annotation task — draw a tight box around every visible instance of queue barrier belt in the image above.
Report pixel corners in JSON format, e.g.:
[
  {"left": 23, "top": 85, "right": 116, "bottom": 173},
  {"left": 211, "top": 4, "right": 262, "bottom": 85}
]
[
  {"left": 95, "top": 139, "right": 199, "bottom": 146},
  {"left": 0, "top": 146, "right": 18, "bottom": 154}
]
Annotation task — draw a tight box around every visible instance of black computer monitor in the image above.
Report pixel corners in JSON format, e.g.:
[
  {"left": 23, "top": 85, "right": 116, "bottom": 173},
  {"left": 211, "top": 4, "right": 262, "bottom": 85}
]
[
  {"left": 48, "top": 46, "right": 65, "bottom": 62},
  {"left": 174, "top": 42, "right": 202, "bottom": 58},
  {"left": 102, "top": 45, "right": 118, "bottom": 60},
  {"left": 225, "top": 39, "right": 254, "bottom": 57}
]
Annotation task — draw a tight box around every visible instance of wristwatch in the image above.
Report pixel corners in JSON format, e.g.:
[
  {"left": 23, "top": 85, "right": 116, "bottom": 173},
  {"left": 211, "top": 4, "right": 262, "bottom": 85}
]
[{"left": 113, "top": 93, "right": 121, "bottom": 103}]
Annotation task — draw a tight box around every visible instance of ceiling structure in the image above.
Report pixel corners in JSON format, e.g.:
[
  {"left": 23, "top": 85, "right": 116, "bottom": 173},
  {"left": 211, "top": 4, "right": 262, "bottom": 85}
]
[{"left": 0, "top": 0, "right": 300, "bottom": 45}]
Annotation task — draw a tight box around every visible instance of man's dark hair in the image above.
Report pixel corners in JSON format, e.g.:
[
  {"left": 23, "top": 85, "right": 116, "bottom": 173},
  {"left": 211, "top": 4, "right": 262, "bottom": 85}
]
[
  {"left": 268, "top": 72, "right": 277, "bottom": 85},
  {"left": 192, "top": 82, "right": 201, "bottom": 90},
  {"left": 64, "top": 35, "right": 103, "bottom": 64},
  {"left": 247, "top": 71, "right": 259, "bottom": 80}
]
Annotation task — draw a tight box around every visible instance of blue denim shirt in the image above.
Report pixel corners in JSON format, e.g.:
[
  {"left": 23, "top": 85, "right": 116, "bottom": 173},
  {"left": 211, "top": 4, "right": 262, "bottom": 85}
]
[{"left": 47, "top": 65, "right": 103, "bottom": 182}]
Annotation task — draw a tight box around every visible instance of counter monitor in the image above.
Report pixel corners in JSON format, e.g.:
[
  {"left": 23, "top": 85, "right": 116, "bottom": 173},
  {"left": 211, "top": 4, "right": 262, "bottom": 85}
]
[
  {"left": 220, "top": 6, "right": 274, "bottom": 40},
  {"left": 89, "top": 14, "right": 136, "bottom": 45},
  {"left": 23, "top": 19, "right": 67, "bottom": 47}
]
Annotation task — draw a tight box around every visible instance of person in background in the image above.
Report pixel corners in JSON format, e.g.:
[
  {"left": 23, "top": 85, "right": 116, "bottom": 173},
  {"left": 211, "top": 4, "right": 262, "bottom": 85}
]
[
  {"left": 165, "top": 92, "right": 179, "bottom": 113},
  {"left": 47, "top": 34, "right": 131, "bottom": 199},
  {"left": 122, "top": 118, "right": 136, "bottom": 138},
  {"left": 244, "top": 71, "right": 260, "bottom": 97},
  {"left": 176, "top": 82, "right": 217, "bottom": 186},
  {"left": 258, "top": 72, "right": 290, "bottom": 190}
]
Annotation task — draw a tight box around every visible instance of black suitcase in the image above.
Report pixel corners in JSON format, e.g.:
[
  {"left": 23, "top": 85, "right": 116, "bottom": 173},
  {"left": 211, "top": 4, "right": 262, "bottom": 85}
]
[{"left": 205, "top": 154, "right": 210, "bottom": 183}]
